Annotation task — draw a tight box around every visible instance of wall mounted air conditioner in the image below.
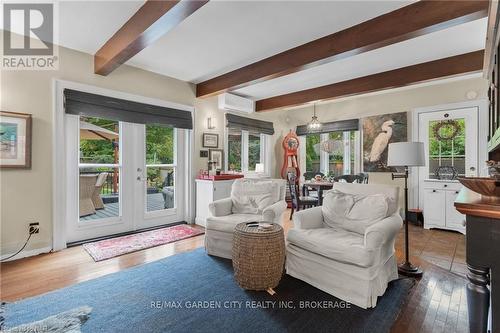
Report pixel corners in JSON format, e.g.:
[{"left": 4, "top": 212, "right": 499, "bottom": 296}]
[{"left": 218, "top": 93, "right": 255, "bottom": 113}]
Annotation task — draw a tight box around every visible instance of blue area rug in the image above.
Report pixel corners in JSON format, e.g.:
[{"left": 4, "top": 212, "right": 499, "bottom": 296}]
[{"left": 2, "top": 249, "right": 413, "bottom": 333}]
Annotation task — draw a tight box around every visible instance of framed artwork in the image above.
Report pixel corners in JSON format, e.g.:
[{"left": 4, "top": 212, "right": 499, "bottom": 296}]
[
  {"left": 362, "top": 112, "right": 407, "bottom": 172},
  {"left": 0, "top": 111, "right": 32, "bottom": 168},
  {"left": 202, "top": 133, "right": 219, "bottom": 148},
  {"left": 209, "top": 149, "right": 224, "bottom": 170}
]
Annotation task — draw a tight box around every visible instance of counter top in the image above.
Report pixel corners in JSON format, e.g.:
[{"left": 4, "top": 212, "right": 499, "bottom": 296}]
[{"left": 454, "top": 187, "right": 500, "bottom": 219}]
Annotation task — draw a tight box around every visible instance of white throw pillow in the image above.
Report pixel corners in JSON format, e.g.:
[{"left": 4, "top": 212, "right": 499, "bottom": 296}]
[
  {"left": 321, "top": 190, "right": 355, "bottom": 229},
  {"left": 231, "top": 180, "right": 279, "bottom": 214},
  {"left": 343, "top": 194, "right": 389, "bottom": 235}
]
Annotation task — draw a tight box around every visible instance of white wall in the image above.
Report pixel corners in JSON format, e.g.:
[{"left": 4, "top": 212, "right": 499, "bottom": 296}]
[{"left": 272, "top": 76, "right": 489, "bottom": 210}]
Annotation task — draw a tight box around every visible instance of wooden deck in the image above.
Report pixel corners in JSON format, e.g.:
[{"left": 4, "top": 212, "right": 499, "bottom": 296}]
[{"left": 80, "top": 193, "right": 170, "bottom": 221}]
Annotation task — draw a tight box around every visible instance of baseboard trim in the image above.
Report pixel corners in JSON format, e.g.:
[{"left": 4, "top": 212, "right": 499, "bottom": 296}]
[{"left": 1, "top": 246, "right": 52, "bottom": 262}]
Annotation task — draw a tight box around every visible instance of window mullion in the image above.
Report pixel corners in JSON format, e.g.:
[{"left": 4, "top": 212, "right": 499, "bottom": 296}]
[
  {"left": 242, "top": 130, "right": 249, "bottom": 172},
  {"left": 320, "top": 133, "right": 329, "bottom": 175}
]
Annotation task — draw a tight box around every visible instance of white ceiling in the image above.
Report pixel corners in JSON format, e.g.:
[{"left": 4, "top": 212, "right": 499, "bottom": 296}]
[{"left": 52, "top": 0, "right": 485, "bottom": 101}]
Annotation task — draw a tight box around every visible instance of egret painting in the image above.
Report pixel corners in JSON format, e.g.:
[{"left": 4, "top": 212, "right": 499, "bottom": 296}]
[{"left": 362, "top": 112, "right": 407, "bottom": 172}]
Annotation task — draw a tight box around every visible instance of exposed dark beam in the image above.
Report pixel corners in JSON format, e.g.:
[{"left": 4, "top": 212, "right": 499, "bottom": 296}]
[
  {"left": 255, "top": 50, "right": 484, "bottom": 112},
  {"left": 95, "top": 0, "right": 208, "bottom": 76},
  {"left": 196, "top": 0, "right": 488, "bottom": 98}
]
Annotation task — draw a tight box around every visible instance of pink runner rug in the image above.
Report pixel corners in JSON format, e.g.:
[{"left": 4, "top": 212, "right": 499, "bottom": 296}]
[{"left": 83, "top": 224, "right": 204, "bottom": 261}]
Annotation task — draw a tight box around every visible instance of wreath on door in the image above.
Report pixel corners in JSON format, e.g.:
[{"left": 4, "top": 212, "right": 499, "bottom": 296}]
[{"left": 433, "top": 120, "right": 460, "bottom": 141}]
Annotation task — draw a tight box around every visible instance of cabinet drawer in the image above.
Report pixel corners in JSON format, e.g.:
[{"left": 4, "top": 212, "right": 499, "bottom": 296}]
[
  {"left": 423, "top": 189, "right": 446, "bottom": 227},
  {"left": 423, "top": 181, "right": 462, "bottom": 191}
]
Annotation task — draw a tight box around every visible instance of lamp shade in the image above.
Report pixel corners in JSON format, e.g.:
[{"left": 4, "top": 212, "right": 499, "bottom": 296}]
[{"left": 387, "top": 142, "right": 425, "bottom": 167}]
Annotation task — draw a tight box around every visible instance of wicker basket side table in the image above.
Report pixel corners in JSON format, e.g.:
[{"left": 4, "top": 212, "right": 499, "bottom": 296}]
[{"left": 232, "top": 222, "right": 285, "bottom": 292}]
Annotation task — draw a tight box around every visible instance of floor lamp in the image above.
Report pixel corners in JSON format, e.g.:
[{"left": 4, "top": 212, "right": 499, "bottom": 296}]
[{"left": 387, "top": 142, "right": 425, "bottom": 278}]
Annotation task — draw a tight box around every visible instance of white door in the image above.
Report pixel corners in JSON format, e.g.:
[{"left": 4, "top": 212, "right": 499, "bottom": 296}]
[
  {"left": 417, "top": 107, "right": 478, "bottom": 207},
  {"left": 65, "top": 115, "right": 187, "bottom": 243}
]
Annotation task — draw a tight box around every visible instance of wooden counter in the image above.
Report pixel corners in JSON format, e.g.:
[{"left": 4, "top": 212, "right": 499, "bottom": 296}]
[
  {"left": 455, "top": 187, "right": 500, "bottom": 219},
  {"left": 454, "top": 188, "right": 500, "bottom": 333}
]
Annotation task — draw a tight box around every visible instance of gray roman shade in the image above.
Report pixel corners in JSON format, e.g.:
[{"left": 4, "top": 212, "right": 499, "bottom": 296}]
[
  {"left": 226, "top": 113, "right": 274, "bottom": 135},
  {"left": 64, "top": 89, "right": 193, "bottom": 129},
  {"left": 296, "top": 118, "right": 359, "bottom": 136}
]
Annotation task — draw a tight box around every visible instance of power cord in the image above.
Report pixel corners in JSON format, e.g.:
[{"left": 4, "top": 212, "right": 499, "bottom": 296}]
[{"left": 0, "top": 232, "right": 34, "bottom": 263}]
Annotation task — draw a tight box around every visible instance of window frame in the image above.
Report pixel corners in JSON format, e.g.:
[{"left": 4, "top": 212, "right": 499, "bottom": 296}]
[
  {"left": 299, "top": 130, "right": 361, "bottom": 179},
  {"left": 224, "top": 128, "right": 270, "bottom": 175}
]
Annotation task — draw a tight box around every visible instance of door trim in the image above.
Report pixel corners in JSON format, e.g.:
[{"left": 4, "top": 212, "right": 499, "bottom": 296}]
[
  {"left": 53, "top": 79, "right": 194, "bottom": 251},
  {"left": 410, "top": 99, "right": 488, "bottom": 210}
]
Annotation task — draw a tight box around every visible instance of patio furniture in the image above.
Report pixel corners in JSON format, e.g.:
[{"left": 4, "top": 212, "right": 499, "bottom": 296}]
[
  {"left": 91, "top": 172, "right": 108, "bottom": 210},
  {"left": 205, "top": 178, "right": 287, "bottom": 259},
  {"left": 287, "top": 172, "right": 319, "bottom": 219},
  {"left": 286, "top": 183, "right": 402, "bottom": 309},
  {"left": 232, "top": 222, "right": 285, "bottom": 291},
  {"left": 80, "top": 174, "right": 98, "bottom": 217}
]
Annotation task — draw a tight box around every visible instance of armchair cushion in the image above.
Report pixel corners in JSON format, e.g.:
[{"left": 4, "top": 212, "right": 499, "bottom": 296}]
[
  {"left": 231, "top": 179, "right": 279, "bottom": 214},
  {"left": 262, "top": 200, "right": 287, "bottom": 223},
  {"left": 287, "top": 228, "right": 376, "bottom": 268},
  {"left": 209, "top": 197, "right": 233, "bottom": 217},
  {"left": 206, "top": 213, "right": 262, "bottom": 233},
  {"left": 321, "top": 189, "right": 390, "bottom": 234}
]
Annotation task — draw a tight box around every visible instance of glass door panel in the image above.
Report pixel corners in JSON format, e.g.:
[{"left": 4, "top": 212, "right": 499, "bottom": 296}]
[{"left": 78, "top": 116, "right": 121, "bottom": 222}]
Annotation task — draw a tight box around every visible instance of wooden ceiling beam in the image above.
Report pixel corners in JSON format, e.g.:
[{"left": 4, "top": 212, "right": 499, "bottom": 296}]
[
  {"left": 196, "top": 0, "right": 488, "bottom": 98},
  {"left": 94, "top": 0, "right": 208, "bottom": 76},
  {"left": 255, "top": 50, "right": 484, "bottom": 112}
]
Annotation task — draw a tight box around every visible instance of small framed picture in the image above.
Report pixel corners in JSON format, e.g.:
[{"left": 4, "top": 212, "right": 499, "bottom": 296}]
[
  {"left": 0, "top": 111, "right": 32, "bottom": 169},
  {"left": 209, "top": 149, "right": 224, "bottom": 170},
  {"left": 202, "top": 133, "right": 219, "bottom": 148}
]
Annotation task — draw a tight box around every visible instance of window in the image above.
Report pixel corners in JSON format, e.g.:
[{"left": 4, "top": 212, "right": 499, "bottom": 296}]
[
  {"left": 304, "top": 130, "right": 359, "bottom": 177},
  {"left": 79, "top": 116, "right": 120, "bottom": 222},
  {"left": 225, "top": 129, "right": 269, "bottom": 174},
  {"left": 227, "top": 129, "right": 242, "bottom": 171},
  {"left": 145, "top": 124, "right": 175, "bottom": 211},
  {"left": 428, "top": 119, "right": 466, "bottom": 178},
  {"left": 248, "top": 131, "right": 261, "bottom": 171}
]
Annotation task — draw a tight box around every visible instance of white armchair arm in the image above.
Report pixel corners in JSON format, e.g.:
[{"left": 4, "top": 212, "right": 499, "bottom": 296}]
[
  {"left": 262, "top": 200, "right": 287, "bottom": 223},
  {"left": 292, "top": 206, "right": 324, "bottom": 230},
  {"left": 209, "top": 197, "right": 233, "bottom": 217},
  {"left": 364, "top": 214, "right": 403, "bottom": 249}
]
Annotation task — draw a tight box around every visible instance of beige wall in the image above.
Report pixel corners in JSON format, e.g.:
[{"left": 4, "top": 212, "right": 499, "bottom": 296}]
[
  {"left": 0, "top": 30, "right": 488, "bottom": 257},
  {"left": 0, "top": 35, "right": 196, "bottom": 255},
  {"left": 193, "top": 96, "right": 288, "bottom": 178},
  {"left": 271, "top": 77, "right": 489, "bottom": 211},
  {"left": 0, "top": 34, "right": 285, "bottom": 256}
]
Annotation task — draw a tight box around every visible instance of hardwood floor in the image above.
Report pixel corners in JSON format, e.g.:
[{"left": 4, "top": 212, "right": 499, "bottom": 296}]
[{"left": 0, "top": 211, "right": 468, "bottom": 332}]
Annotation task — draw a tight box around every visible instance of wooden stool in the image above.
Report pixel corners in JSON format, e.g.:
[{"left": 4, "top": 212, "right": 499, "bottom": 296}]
[{"left": 408, "top": 208, "right": 424, "bottom": 226}]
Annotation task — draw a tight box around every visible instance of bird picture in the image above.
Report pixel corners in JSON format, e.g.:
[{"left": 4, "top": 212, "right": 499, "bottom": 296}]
[{"left": 363, "top": 112, "right": 407, "bottom": 172}]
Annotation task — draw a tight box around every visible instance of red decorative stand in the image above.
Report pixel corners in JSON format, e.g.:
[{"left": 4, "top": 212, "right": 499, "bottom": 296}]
[{"left": 281, "top": 131, "right": 300, "bottom": 208}]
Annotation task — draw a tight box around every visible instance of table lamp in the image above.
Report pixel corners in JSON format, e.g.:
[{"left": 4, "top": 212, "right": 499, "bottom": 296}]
[{"left": 387, "top": 142, "right": 425, "bottom": 277}]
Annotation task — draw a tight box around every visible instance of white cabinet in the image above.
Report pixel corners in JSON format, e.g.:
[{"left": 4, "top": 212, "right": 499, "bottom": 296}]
[
  {"left": 423, "top": 180, "right": 465, "bottom": 234},
  {"left": 195, "top": 179, "right": 234, "bottom": 227}
]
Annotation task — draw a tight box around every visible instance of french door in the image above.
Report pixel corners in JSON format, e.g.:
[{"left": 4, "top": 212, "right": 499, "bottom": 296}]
[
  {"left": 65, "top": 115, "right": 187, "bottom": 243},
  {"left": 417, "top": 107, "right": 478, "bottom": 206}
]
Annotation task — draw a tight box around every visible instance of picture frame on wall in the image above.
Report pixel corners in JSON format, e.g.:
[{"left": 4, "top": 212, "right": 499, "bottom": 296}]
[
  {"left": 209, "top": 149, "right": 224, "bottom": 170},
  {"left": 202, "top": 133, "right": 219, "bottom": 148},
  {"left": 0, "top": 111, "right": 32, "bottom": 169}
]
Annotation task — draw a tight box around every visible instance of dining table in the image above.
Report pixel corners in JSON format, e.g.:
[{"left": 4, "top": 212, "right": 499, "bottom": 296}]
[{"left": 303, "top": 180, "right": 335, "bottom": 205}]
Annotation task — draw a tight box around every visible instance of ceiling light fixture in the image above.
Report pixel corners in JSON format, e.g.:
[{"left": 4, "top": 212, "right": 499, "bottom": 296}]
[{"left": 307, "top": 103, "right": 322, "bottom": 132}]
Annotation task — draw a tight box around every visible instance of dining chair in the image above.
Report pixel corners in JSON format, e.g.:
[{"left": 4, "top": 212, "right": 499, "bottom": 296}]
[
  {"left": 333, "top": 174, "right": 364, "bottom": 183},
  {"left": 287, "top": 172, "right": 319, "bottom": 219}
]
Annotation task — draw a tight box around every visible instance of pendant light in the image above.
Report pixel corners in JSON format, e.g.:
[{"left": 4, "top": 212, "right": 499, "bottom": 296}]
[{"left": 307, "top": 103, "right": 322, "bottom": 132}]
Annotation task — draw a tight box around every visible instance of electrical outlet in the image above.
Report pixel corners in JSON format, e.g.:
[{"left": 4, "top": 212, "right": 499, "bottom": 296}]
[{"left": 29, "top": 222, "right": 39, "bottom": 234}]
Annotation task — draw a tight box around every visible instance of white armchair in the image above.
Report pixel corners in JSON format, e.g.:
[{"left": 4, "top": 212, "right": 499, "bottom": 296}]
[
  {"left": 205, "top": 178, "right": 287, "bottom": 259},
  {"left": 286, "top": 183, "right": 403, "bottom": 309}
]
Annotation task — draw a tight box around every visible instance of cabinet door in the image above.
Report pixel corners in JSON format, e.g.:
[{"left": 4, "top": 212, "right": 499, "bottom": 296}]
[
  {"left": 213, "top": 181, "right": 233, "bottom": 201},
  {"left": 445, "top": 190, "right": 466, "bottom": 231},
  {"left": 423, "top": 189, "right": 446, "bottom": 228}
]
